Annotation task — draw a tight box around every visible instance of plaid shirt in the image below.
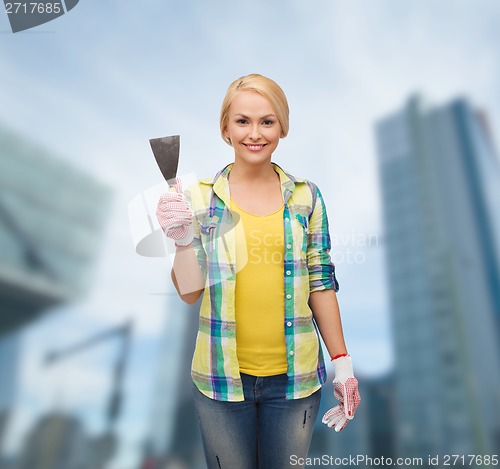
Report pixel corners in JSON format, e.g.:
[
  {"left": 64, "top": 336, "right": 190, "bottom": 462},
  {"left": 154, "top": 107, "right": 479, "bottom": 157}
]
[{"left": 185, "top": 163, "right": 339, "bottom": 401}]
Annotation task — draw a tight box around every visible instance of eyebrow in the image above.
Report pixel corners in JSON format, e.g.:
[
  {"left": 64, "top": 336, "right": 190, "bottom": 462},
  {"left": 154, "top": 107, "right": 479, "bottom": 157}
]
[{"left": 234, "top": 113, "right": 276, "bottom": 119}]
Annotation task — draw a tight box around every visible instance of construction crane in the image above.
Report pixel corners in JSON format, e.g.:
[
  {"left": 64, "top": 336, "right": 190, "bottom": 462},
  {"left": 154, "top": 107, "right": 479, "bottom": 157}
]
[{"left": 44, "top": 319, "right": 133, "bottom": 469}]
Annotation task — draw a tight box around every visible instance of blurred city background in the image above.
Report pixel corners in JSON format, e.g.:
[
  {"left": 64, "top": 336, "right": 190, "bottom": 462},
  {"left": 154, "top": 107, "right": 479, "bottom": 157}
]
[{"left": 1, "top": 1, "right": 499, "bottom": 468}]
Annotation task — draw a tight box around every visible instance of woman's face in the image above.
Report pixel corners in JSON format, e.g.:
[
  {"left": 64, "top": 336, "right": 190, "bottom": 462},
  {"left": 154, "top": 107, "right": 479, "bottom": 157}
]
[{"left": 223, "top": 91, "right": 283, "bottom": 166}]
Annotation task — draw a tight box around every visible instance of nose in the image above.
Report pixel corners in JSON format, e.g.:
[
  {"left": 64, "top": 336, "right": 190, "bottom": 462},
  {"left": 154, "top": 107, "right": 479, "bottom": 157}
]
[{"left": 248, "top": 124, "right": 261, "bottom": 141}]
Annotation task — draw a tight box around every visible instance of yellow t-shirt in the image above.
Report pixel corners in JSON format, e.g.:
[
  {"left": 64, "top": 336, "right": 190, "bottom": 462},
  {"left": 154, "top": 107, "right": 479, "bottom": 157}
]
[{"left": 230, "top": 198, "right": 287, "bottom": 376}]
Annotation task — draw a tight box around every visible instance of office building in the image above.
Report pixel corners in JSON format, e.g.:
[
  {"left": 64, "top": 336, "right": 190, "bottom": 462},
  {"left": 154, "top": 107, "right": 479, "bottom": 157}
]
[
  {"left": 142, "top": 294, "right": 204, "bottom": 468},
  {"left": 17, "top": 412, "right": 87, "bottom": 469},
  {"left": 0, "top": 123, "right": 112, "bottom": 464},
  {"left": 375, "top": 96, "right": 500, "bottom": 459},
  {"left": 0, "top": 332, "right": 21, "bottom": 457},
  {"left": 0, "top": 123, "right": 112, "bottom": 336}
]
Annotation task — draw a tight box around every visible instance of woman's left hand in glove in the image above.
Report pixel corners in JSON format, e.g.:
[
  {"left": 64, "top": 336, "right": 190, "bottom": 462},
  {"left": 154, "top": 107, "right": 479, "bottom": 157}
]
[{"left": 321, "top": 354, "right": 361, "bottom": 432}]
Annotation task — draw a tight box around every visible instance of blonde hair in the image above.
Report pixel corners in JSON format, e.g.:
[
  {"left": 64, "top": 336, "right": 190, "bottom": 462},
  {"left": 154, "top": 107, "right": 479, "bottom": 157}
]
[{"left": 220, "top": 74, "right": 290, "bottom": 145}]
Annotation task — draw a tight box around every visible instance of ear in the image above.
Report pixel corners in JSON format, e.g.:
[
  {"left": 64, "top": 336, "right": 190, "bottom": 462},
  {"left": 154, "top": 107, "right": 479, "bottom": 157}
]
[{"left": 222, "top": 128, "right": 232, "bottom": 145}]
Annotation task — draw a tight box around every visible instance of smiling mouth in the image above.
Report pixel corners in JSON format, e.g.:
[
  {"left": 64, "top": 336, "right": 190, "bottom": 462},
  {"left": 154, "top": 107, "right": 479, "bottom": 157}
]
[{"left": 243, "top": 144, "right": 267, "bottom": 151}]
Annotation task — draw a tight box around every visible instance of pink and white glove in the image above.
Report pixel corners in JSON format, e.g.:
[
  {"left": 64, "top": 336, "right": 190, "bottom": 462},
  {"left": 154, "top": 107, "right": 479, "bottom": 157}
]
[
  {"left": 156, "top": 178, "right": 194, "bottom": 247},
  {"left": 321, "top": 355, "right": 361, "bottom": 432}
]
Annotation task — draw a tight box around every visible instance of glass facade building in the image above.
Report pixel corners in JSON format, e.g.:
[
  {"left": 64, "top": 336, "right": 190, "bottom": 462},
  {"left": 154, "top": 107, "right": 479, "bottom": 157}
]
[
  {"left": 0, "top": 124, "right": 112, "bottom": 465},
  {"left": 0, "top": 124, "right": 112, "bottom": 335},
  {"left": 375, "top": 96, "right": 500, "bottom": 459},
  {"left": 144, "top": 295, "right": 205, "bottom": 468}
]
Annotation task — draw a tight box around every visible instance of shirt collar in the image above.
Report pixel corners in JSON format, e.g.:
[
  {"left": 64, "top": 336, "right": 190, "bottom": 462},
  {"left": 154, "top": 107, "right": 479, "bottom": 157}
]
[{"left": 199, "top": 162, "right": 306, "bottom": 206}]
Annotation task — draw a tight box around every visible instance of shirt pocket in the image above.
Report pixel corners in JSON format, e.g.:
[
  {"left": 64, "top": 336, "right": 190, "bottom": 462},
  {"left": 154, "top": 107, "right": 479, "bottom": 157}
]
[
  {"left": 199, "top": 216, "right": 220, "bottom": 253},
  {"left": 294, "top": 213, "right": 309, "bottom": 254}
]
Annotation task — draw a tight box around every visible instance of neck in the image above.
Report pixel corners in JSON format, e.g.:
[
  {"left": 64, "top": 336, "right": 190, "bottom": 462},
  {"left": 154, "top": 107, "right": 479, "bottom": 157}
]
[{"left": 229, "top": 160, "right": 277, "bottom": 185}]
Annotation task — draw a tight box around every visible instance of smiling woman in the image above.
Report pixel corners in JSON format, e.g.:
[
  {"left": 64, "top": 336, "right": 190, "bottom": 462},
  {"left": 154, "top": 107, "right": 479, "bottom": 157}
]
[
  {"left": 223, "top": 91, "right": 283, "bottom": 172},
  {"left": 220, "top": 73, "right": 290, "bottom": 145},
  {"left": 155, "top": 73, "right": 360, "bottom": 469}
]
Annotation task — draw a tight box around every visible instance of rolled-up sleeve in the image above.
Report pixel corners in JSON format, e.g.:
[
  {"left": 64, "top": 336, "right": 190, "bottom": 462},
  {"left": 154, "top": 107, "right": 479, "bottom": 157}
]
[{"left": 307, "top": 184, "right": 339, "bottom": 293}]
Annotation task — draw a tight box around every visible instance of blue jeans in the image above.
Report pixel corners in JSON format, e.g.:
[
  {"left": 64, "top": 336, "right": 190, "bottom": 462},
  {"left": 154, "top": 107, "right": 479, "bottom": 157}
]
[{"left": 192, "top": 373, "right": 322, "bottom": 469}]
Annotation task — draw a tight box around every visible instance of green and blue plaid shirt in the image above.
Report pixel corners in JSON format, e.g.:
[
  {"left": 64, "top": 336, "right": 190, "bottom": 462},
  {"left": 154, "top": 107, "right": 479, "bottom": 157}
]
[{"left": 185, "top": 163, "right": 339, "bottom": 401}]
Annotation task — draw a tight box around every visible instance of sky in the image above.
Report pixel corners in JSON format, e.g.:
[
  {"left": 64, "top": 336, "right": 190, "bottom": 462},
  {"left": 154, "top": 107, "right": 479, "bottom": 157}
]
[{"left": 1, "top": 1, "right": 500, "bottom": 467}]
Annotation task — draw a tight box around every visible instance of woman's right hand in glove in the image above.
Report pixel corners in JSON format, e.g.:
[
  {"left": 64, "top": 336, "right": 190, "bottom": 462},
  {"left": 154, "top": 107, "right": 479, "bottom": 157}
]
[{"left": 156, "top": 177, "right": 194, "bottom": 247}]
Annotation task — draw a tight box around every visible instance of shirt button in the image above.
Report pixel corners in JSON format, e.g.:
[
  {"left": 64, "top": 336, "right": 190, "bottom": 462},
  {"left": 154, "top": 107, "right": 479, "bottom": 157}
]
[
  {"left": 286, "top": 270, "right": 291, "bottom": 275},
  {"left": 285, "top": 217, "right": 290, "bottom": 222},
  {"left": 289, "top": 350, "right": 294, "bottom": 356},
  {"left": 286, "top": 294, "right": 291, "bottom": 299},
  {"left": 286, "top": 244, "right": 292, "bottom": 249},
  {"left": 287, "top": 321, "right": 292, "bottom": 327}
]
